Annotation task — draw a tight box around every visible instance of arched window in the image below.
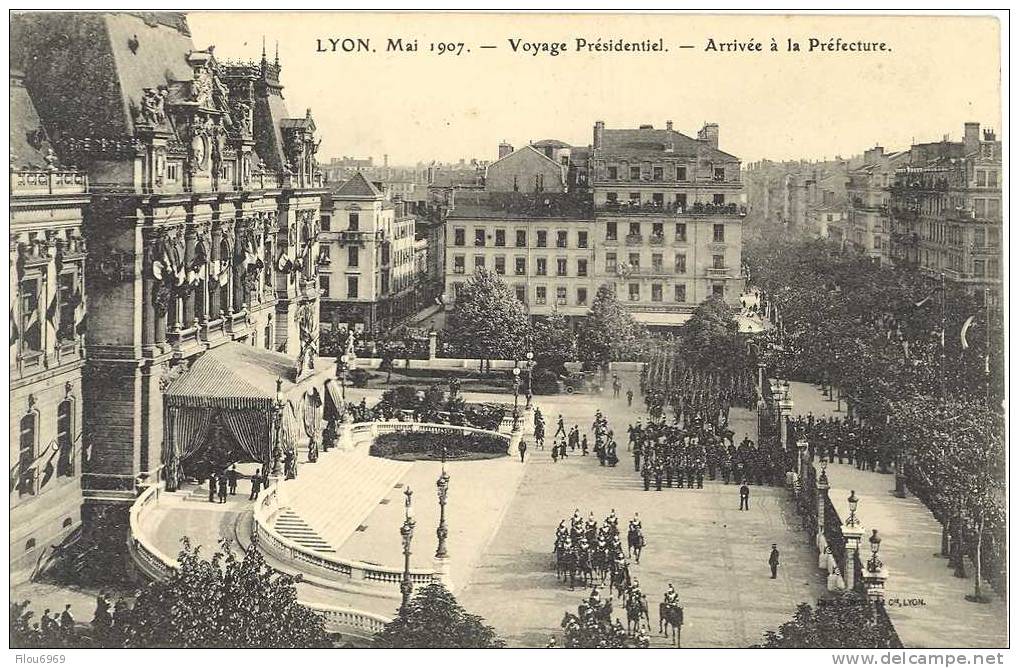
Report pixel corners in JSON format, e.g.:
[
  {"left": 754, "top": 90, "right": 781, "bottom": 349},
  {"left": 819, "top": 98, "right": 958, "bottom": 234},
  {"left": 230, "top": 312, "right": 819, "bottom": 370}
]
[
  {"left": 57, "top": 398, "right": 74, "bottom": 478},
  {"left": 18, "top": 412, "right": 37, "bottom": 496}
]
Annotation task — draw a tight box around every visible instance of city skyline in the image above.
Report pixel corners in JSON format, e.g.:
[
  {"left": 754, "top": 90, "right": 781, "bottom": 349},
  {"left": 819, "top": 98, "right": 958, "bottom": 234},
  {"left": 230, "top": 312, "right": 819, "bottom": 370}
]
[{"left": 189, "top": 12, "right": 1001, "bottom": 166}]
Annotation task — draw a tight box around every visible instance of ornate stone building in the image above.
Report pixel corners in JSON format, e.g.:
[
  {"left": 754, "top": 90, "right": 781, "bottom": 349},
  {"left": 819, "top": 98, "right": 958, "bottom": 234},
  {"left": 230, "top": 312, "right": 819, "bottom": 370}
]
[
  {"left": 10, "top": 66, "right": 90, "bottom": 581},
  {"left": 10, "top": 12, "right": 325, "bottom": 577}
]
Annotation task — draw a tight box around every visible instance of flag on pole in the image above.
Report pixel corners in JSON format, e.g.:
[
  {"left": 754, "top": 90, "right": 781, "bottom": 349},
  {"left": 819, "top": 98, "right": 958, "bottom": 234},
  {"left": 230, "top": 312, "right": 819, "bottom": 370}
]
[
  {"left": 913, "top": 288, "right": 941, "bottom": 308},
  {"left": 960, "top": 315, "right": 977, "bottom": 350}
]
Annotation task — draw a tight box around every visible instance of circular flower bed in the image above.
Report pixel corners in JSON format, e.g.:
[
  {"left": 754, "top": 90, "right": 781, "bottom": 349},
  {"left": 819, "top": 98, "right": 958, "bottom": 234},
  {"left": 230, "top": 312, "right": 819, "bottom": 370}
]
[{"left": 370, "top": 431, "right": 508, "bottom": 461}]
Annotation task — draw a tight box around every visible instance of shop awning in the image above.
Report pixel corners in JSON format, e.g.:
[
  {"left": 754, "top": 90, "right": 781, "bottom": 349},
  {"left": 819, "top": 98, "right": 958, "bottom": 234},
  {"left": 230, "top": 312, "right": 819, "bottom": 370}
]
[{"left": 631, "top": 312, "right": 692, "bottom": 327}]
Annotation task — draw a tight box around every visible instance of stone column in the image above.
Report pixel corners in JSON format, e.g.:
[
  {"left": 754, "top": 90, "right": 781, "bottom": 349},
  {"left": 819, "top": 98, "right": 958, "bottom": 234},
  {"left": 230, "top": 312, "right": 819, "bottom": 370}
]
[
  {"left": 142, "top": 239, "right": 156, "bottom": 347},
  {"left": 233, "top": 224, "right": 246, "bottom": 313},
  {"left": 796, "top": 439, "right": 808, "bottom": 477},
  {"left": 428, "top": 329, "right": 437, "bottom": 360},
  {"left": 183, "top": 227, "right": 197, "bottom": 327},
  {"left": 209, "top": 226, "right": 222, "bottom": 317}
]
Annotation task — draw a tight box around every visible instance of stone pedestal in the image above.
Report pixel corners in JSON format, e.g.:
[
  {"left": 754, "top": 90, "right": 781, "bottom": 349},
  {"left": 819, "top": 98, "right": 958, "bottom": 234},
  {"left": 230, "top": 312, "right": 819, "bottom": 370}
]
[
  {"left": 863, "top": 566, "right": 889, "bottom": 604},
  {"left": 842, "top": 525, "right": 864, "bottom": 591},
  {"left": 428, "top": 330, "right": 437, "bottom": 360},
  {"left": 796, "top": 440, "right": 808, "bottom": 476},
  {"left": 433, "top": 556, "right": 453, "bottom": 589}
]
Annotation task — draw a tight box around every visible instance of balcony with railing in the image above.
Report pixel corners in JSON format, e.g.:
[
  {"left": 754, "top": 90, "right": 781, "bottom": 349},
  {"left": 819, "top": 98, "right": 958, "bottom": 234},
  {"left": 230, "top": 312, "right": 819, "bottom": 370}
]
[
  {"left": 596, "top": 201, "right": 747, "bottom": 217},
  {"left": 706, "top": 266, "right": 733, "bottom": 278},
  {"left": 337, "top": 230, "right": 373, "bottom": 245},
  {"left": 11, "top": 169, "right": 88, "bottom": 196},
  {"left": 625, "top": 233, "right": 644, "bottom": 245}
]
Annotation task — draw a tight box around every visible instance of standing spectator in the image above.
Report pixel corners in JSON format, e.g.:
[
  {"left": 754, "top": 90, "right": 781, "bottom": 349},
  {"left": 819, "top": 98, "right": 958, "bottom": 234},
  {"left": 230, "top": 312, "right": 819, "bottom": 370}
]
[
  {"left": 249, "top": 468, "right": 263, "bottom": 500},
  {"left": 217, "top": 473, "right": 228, "bottom": 503},
  {"left": 739, "top": 481, "right": 750, "bottom": 511},
  {"left": 227, "top": 464, "right": 239, "bottom": 495},
  {"left": 768, "top": 544, "right": 780, "bottom": 579},
  {"left": 518, "top": 439, "right": 527, "bottom": 463},
  {"left": 208, "top": 473, "right": 217, "bottom": 503},
  {"left": 626, "top": 389, "right": 634, "bottom": 407},
  {"left": 59, "top": 604, "right": 74, "bottom": 634}
]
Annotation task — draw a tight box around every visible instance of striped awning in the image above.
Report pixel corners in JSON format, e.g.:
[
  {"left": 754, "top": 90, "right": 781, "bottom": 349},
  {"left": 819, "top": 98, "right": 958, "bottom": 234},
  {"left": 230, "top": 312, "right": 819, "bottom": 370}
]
[{"left": 164, "top": 342, "right": 301, "bottom": 409}]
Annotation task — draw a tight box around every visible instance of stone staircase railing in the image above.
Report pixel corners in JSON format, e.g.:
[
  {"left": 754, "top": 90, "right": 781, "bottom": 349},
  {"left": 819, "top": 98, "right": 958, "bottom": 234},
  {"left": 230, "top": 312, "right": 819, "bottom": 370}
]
[{"left": 126, "top": 481, "right": 392, "bottom": 640}]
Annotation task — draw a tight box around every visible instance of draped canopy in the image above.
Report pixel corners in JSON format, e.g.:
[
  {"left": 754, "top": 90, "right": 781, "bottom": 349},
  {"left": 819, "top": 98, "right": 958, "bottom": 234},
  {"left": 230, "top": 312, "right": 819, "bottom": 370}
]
[{"left": 161, "top": 342, "right": 326, "bottom": 488}]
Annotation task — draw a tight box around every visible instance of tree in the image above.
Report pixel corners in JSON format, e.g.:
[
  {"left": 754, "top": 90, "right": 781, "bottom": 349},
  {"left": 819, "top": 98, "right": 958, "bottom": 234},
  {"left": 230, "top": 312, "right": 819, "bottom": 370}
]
[
  {"left": 123, "top": 539, "right": 331, "bottom": 648},
  {"left": 677, "top": 296, "right": 745, "bottom": 373},
  {"left": 577, "top": 285, "right": 644, "bottom": 365},
  {"left": 373, "top": 583, "right": 504, "bottom": 648},
  {"left": 446, "top": 269, "right": 529, "bottom": 369},
  {"left": 10, "top": 540, "right": 332, "bottom": 649},
  {"left": 757, "top": 592, "right": 899, "bottom": 648},
  {"left": 529, "top": 311, "right": 577, "bottom": 372}
]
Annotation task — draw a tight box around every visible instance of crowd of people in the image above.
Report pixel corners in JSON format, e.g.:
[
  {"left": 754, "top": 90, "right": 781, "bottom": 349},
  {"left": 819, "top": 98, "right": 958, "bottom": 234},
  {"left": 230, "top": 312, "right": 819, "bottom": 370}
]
[{"left": 788, "top": 414, "right": 894, "bottom": 473}]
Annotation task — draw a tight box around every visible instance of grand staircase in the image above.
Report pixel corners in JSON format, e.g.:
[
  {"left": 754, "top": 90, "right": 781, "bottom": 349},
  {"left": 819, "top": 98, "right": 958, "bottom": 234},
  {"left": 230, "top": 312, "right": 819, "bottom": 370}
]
[{"left": 273, "top": 448, "right": 411, "bottom": 553}]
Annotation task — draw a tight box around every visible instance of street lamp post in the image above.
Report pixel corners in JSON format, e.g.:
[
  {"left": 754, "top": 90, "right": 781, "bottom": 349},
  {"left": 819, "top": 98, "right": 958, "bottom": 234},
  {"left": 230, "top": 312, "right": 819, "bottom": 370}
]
[
  {"left": 512, "top": 366, "right": 521, "bottom": 431},
  {"left": 525, "top": 351, "right": 534, "bottom": 410},
  {"left": 435, "top": 448, "right": 450, "bottom": 560},
  {"left": 845, "top": 490, "right": 861, "bottom": 528},
  {"left": 400, "top": 487, "right": 416, "bottom": 612}
]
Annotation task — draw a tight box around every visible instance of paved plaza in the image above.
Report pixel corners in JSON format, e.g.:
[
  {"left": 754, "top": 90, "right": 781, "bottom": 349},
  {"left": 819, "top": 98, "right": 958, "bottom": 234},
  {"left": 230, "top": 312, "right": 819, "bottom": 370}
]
[{"left": 456, "top": 380, "right": 825, "bottom": 648}]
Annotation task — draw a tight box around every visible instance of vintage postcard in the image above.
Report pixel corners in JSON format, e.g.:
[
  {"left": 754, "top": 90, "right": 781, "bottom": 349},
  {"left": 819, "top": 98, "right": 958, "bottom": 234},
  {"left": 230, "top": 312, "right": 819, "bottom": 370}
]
[{"left": 8, "top": 9, "right": 1007, "bottom": 658}]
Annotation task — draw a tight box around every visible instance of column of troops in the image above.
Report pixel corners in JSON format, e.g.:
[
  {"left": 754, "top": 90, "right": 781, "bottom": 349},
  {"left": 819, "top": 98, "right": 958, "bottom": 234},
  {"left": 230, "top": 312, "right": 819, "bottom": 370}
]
[
  {"left": 789, "top": 415, "right": 893, "bottom": 472},
  {"left": 629, "top": 416, "right": 792, "bottom": 492}
]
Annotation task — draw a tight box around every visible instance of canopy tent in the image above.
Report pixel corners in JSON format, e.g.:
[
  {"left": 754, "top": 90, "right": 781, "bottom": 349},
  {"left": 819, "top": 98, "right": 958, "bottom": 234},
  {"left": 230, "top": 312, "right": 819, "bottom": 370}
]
[{"left": 161, "top": 342, "right": 327, "bottom": 490}]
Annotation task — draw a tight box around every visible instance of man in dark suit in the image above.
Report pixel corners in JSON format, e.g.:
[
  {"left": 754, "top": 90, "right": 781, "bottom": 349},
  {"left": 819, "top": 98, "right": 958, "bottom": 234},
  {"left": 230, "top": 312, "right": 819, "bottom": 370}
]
[
  {"left": 769, "top": 544, "right": 780, "bottom": 578},
  {"left": 208, "top": 473, "right": 217, "bottom": 503},
  {"left": 227, "top": 464, "right": 239, "bottom": 495},
  {"left": 739, "top": 481, "right": 750, "bottom": 510},
  {"left": 249, "top": 468, "right": 262, "bottom": 500}
]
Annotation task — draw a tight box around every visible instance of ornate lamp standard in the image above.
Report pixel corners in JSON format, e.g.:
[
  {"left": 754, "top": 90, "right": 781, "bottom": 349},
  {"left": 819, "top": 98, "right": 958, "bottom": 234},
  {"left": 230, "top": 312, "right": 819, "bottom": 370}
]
[
  {"left": 399, "top": 487, "right": 416, "bottom": 612},
  {"left": 435, "top": 446, "right": 450, "bottom": 560},
  {"left": 511, "top": 366, "right": 521, "bottom": 431},
  {"left": 525, "top": 351, "right": 534, "bottom": 410},
  {"left": 845, "top": 490, "right": 861, "bottom": 528},
  {"left": 866, "top": 529, "right": 883, "bottom": 572}
]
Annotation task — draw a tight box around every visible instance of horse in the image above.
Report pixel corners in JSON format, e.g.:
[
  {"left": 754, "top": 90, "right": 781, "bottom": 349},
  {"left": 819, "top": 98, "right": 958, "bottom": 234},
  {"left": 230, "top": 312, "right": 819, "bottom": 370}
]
[
  {"left": 625, "top": 593, "right": 650, "bottom": 635},
  {"left": 554, "top": 543, "right": 577, "bottom": 589},
  {"left": 659, "top": 602, "right": 684, "bottom": 647},
  {"left": 627, "top": 526, "right": 645, "bottom": 563},
  {"left": 576, "top": 548, "right": 594, "bottom": 587}
]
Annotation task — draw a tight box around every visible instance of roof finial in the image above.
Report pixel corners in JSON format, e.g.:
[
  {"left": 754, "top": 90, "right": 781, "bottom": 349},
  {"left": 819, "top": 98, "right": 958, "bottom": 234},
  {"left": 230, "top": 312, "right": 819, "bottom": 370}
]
[
  {"left": 274, "top": 40, "right": 279, "bottom": 66},
  {"left": 261, "top": 35, "right": 266, "bottom": 60}
]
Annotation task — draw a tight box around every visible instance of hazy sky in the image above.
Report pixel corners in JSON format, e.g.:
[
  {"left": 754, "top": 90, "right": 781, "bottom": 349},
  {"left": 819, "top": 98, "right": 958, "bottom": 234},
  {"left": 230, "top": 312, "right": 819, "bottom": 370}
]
[{"left": 189, "top": 12, "right": 1002, "bottom": 166}]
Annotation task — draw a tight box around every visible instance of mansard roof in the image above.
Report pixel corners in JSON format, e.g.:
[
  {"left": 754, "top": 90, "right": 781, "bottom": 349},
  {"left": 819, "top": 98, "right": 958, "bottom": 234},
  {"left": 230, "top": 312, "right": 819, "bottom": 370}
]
[{"left": 332, "top": 172, "right": 383, "bottom": 199}]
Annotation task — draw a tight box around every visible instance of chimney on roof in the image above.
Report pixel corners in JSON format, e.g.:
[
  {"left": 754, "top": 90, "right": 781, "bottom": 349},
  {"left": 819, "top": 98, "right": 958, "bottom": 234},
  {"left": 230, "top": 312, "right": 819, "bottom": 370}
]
[
  {"left": 666, "top": 120, "right": 673, "bottom": 131},
  {"left": 498, "top": 141, "right": 514, "bottom": 159},
  {"left": 963, "top": 122, "right": 980, "bottom": 153},
  {"left": 863, "top": 146, "right": 884, "bottom": 163},
  {"left": 593, "top": 120, "right": 605, "bottom": 149},
  {"left": 698, "top": 123, "right": 719, "bottom": 149},
  {"left": 983, "top": 128, "right": 996, "bottom": 142},
  {"left": 384, "top": 154, "right": 389, "bottom": 168}
]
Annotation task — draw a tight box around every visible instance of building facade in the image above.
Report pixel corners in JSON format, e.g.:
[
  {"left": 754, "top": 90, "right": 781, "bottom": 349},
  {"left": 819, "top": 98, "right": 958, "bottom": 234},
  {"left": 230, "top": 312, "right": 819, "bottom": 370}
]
[
  {"left": 319, "top": 173, "right": 419, "bottom": 334},
  {"left": 10, "top": 12, "right": 325, "bottom": 578},
  {"left": 443, "top": 121, "right": 747, "bottom": 330},
  {"left": 889, "top": 122, "right": 1002, "bottom": 300},
  {"left": 590, "top": 121, "right": 745, "bottom": 326},
  {"left": 10, "top": 67, "right": 91, "bottom": 580},
  {"left": 839, "top": 146, "right": 910, "bottom": 263}
]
